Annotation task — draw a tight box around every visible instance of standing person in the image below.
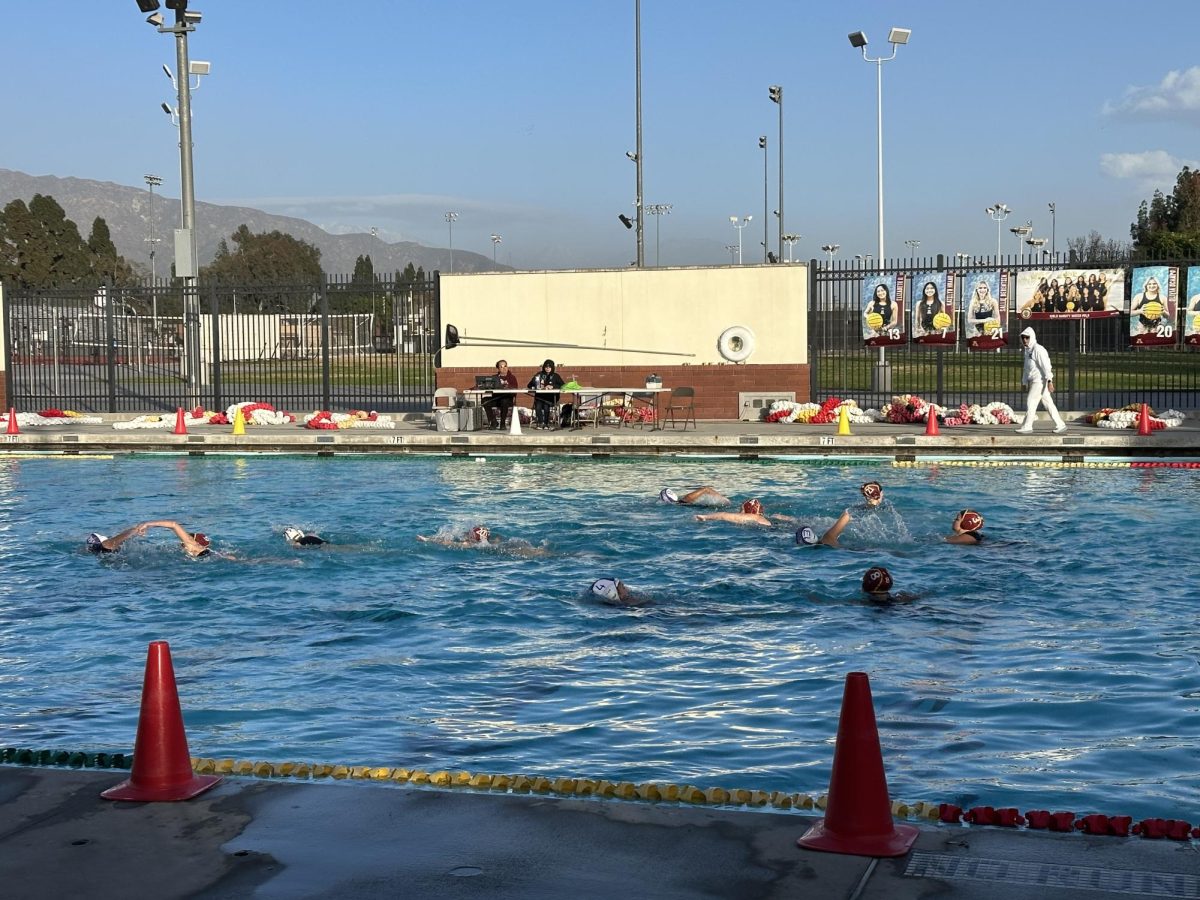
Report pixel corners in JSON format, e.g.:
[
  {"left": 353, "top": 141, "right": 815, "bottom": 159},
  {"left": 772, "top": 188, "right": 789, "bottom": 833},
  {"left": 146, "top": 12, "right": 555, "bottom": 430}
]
[
  {"left": 1016, "top": 327, "right": 1067, "bottom": 434},
  {"left": 527, "top": 359, "right": 565, "bottom": 429},
  {"left": 483, "top": 359, "right": 519, "bottom": 429}
]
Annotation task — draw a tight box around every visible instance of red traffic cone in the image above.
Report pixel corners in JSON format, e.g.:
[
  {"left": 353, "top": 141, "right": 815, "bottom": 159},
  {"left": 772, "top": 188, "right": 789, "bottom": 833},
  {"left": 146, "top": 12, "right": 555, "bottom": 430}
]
[
  {"left": 101, "top": 641, "right": 221, "bottom": 802},
  {"left": 5, "top": 407, "right": 18, "bottom": 435},
  {"left": 798, "top": 672, "right": 919, "bottom": 857},
  {"left": 1136, "top": 403, "right": 1152, "bottom": 437},
  {"left": 924, "top": 410, "right": 940, "bottom": 437},
  {"left": 173, "top": 407, "right": 188, "bottom": 435}
]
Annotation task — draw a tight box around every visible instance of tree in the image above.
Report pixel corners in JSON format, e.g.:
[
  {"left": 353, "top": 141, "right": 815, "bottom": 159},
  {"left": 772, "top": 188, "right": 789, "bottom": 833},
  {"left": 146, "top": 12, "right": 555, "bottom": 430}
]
[
  {"left": 0, "top": 194, "right": 93, "bottom": 287},
  {"left": 1067, "top": 230, "right": 1129, "bottom": 264},
  {"left": 200, "top": 225, "right": 323, "bottom": 311},
  {"left": 1130, "top": 166, "right": 1200, "bottom": 258},
  {"left": 86, "top": 216, "right": 135, "bottom": 284}
]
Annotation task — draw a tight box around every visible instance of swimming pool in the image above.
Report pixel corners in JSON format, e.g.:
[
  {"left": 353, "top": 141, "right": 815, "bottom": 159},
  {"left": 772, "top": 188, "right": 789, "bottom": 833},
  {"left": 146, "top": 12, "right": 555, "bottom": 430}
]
[{"left": 1, "top": 454, "right": 1197, "bottom": 821}]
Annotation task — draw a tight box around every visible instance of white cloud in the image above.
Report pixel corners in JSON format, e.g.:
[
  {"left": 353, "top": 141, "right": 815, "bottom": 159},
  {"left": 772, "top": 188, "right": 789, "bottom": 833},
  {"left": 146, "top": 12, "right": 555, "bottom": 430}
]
[
  {"left": 1104, "top": 66, "right": 1200, "bottom": 121},
  {"left": 1099, "top": 150, "right": 1199, "bottom": 189}
]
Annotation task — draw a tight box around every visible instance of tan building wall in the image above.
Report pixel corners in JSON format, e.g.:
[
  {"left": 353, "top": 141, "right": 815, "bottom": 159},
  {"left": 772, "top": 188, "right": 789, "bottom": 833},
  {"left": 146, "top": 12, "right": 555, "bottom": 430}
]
[{"left": 437, "top": 265, "right": 810, "bottom": 420}]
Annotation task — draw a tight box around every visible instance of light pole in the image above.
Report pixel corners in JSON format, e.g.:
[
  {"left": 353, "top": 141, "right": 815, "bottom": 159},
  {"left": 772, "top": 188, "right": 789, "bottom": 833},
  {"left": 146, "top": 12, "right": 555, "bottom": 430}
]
[
  {"left": 490, "top": 233, "right": 502, "bottom": 264},
  {"left": 1010, "top": 221, "right": 1032, "bottom": 259},
  {"left": 633, "top": 0, "right": 644, "bottom": 267},
  {"left": 904, "top": 238, "right": 920, "bottom": 259},
  {"left": 855, "top": 254, "right": 874, "bottom": 263},
  {"left": 821, "top": 243, "right": 840, "bottom": 262},
  {"left": 954, "top": 252, "right": 972, "bottom": 264},
  {"left": 645, "top": 203, "right": 672, "bottom": 266},
  {"left": 848, "top": 27, "right": 910, "bottom": 263},
  {"left": 137, "top": 0, "right": 205, "bottom": 407},
  {"left": 849, "top": 26, "right": 909, "bottom": 396},
  {"left": 445, "top": 211, "right": 458, "bottom": 272},
  {"left": 985, "top": 203, "right": 1011, "bottom": 259},
  {"left": 1048, "top": 202, "right": 1056, "bottom": 257},
  {"left": 1026, "top": 237, "right": 1047, "bottom": 259},
  {"left": 143, "top": 173, "right": 163, "bottom": 329},
  {"left": 758, "top": 136, "right": 768, "bottom": 262},
  {"left": 724, "top": 244, "right": 739, "bottom": 265},
  {"left": 781, "top": 234, "right": 801, "bottom": 263},
  {"left": 729, "top": 215, "right": 752, "bottom": 264},
  {"left": 768, "top": 85, "right": 783, "bottom": 259}
]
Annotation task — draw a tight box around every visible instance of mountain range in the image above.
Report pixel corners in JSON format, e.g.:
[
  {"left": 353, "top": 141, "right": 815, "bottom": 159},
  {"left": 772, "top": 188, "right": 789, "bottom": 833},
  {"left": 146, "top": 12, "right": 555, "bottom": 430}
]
[{"left": 0, "top": 168, "right": 502, "bottom": 277}]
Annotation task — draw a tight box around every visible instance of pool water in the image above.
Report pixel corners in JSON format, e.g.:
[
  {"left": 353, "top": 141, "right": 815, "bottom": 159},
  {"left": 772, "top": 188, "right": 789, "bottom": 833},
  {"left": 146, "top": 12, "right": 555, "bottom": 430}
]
[{"left": 1, "top": 454, "right": 1198, "bottom": 821}]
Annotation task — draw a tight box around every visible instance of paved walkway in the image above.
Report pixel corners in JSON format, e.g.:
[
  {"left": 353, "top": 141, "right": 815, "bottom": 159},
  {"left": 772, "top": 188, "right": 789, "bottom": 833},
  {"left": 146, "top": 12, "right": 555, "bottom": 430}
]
[{"left": 3, "top": 410, "right": 1199, "bottom": 460}]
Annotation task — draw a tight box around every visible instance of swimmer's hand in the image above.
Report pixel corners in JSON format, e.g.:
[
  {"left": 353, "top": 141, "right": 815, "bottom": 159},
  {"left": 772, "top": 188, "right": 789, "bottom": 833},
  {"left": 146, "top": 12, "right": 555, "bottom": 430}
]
[
  {"left": 416, "top": 534, "right": 430, "bottom": 542},
  {"left": 769, "top": 513, "right": 797, "bottom": 523}
]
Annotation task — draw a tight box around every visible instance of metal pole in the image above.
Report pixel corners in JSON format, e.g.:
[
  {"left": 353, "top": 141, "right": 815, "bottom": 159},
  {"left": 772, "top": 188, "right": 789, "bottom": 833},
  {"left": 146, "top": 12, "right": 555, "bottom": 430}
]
[
  {"left": 634, "top": 0, "right": 644, "bottom": 268},
  {"left": 761, "top": 137, "right": 768, "bottom": 263},
  {"left": 1049, "top": 202, "right": 1056, "bottom": 257},
  {"left": 172, "top": 17, "right": 200, "bottom": 409},
  {"left": 777, "top": 88, "right": 784, "bottom": 260},
  {"left": 875, "top": 59, "right": 885, "bottom": 371}
]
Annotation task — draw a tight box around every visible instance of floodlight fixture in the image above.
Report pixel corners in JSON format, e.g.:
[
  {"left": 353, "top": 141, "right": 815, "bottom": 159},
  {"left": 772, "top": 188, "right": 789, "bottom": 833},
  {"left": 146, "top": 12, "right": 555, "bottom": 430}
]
[
  {"left": 136, "top": 0, "right": 160, "bottom": 12},
  {"left": 625, "top": 151, "right": 638, "bottom": 162},
  {"left": 848, "top": 31, "right": 868, "bottom": 48},
  {"left": 182, "top": 10, "right": 202, "bottom": 24},
  {"left": 161, "top": 102, "right": 174, "bottom": 116},
  {"left": 189, "top": 60, "right": 210, "bottom": 76},
  {"left": 888, "top": 27, "right": 911, "bottom": 45},
  {"left": 146, "top": 12, "right": 164, "bottom": 26},
  {"left": 618, "top": 214, "right": 634, "bottom": 230}
]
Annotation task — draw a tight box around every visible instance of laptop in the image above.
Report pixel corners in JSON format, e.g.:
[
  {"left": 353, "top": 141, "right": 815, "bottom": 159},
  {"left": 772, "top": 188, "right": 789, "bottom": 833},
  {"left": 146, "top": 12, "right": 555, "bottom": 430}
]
[{"left": 475, "top": 375, "right": 501, "bottom": 389}]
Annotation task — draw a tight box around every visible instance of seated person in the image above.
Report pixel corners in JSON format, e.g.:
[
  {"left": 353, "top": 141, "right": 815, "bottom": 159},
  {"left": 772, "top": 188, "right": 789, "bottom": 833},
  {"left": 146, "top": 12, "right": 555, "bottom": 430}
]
[
  {"left": 89, "top": 520, "right": 211, "bottom": 557},
  {"left": 590, "top": 577, "right": 648, "bottom": 607},
  {"left": 283, "top": 526, "right": 328, "bottom": 547},
  {"left": 659, "top": 486, "right": 731, "bottom": 506},
  {"left": 946, "top": 509, "right": 985, "bottom": 544},
  {"left": 483, "top": 359, "right": 519, "bottom": 429},
  {"left": 794, "top": 508, "right": 853, "bottom": 548},
  {"left": 527, "top": 359, "right": 565, "bottom": 429},
  {"left": 695, "top": 498, "right": 788, "bottom": 527}
]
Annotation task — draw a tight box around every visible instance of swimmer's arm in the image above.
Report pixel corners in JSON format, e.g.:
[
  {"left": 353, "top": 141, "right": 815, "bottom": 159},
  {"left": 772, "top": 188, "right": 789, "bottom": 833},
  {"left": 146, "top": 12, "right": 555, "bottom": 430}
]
[
  {"left": 695, "top": 512, "right": 751, "bottom": 524},
  {"left": 102, "top": 522, "right": 149, "bottom": 551},
  {"left": 821, "top": 509, "right": 852, "bottom": 546},
  {"left": 679, "top": 486, "right": 729, "bottom": 505},
  {"left": 768, "top": 513, "right": 798, "bottom": 523}
]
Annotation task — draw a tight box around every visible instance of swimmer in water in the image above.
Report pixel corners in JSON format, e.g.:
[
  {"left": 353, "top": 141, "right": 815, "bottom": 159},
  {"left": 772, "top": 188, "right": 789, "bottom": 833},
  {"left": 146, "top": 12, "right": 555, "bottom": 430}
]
[
  {"left": 417, "top": 525, "right": 550, "bottom": 557},
  {"left": 590, "top": 577, "right": 648, "bottom": 607},
  {"left": 658, "top": 486, "right": 731, "bottom": 506},
  {"left": 794, "top": 509, "right": 853, "bottom": 548},
  {"left": 861, "top": 566, "right": 918, "bottom": 604},
  {"left": 283, "top": 526, "right": 328, "bottom": 547},
  {"left": 946, "top": 509, "right": 984, "bottom": 545},
  {"left": 694, "top": 498, "right": 795, "bottom": 527},
  {"left": 88, "top": 520, "right": 211, "bottom": 558},
  {"left": 860, "top": 481, "right": 883, "bottom": 508}
]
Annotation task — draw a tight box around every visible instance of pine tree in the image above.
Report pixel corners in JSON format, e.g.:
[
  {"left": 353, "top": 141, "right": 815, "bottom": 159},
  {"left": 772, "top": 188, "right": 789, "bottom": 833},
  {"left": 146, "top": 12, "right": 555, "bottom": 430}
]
[{"left": 1130, "top": 166, "right": 1200, "bottom": 258}]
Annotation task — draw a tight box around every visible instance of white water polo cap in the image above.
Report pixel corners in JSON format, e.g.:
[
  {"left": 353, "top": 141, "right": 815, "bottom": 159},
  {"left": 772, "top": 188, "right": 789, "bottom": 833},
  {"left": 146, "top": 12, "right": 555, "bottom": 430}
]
[
  {"left": 283, "top": 527, "right": 305, "bottom": 543},
  {"left": 796, "top": 526, "right": 818, "bottom": 546},
  {"left": 591, "top": 578, "right": 621, "bottom": 601},
  {"left": 659, "top": 489, "right": 679, "bottom": 503}
]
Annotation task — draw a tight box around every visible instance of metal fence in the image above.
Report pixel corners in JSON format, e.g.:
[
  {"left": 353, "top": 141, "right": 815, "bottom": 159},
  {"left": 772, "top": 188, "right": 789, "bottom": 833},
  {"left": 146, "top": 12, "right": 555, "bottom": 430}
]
[
  {"left": 809, "top": 254, "right": 1200, "bottom": 411},
  {"left": 2, "top": 273, "right": 440, "bottom": 414}
]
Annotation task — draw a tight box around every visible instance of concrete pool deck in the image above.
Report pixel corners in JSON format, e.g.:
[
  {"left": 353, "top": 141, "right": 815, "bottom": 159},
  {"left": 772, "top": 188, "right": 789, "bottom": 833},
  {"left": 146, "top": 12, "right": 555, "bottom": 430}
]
[
  {"left": 3, "top": 766, "right": 1200, "bottom": 899},
  {"left": 2, "top": 409, "right": 1199, "bottom": 459}
]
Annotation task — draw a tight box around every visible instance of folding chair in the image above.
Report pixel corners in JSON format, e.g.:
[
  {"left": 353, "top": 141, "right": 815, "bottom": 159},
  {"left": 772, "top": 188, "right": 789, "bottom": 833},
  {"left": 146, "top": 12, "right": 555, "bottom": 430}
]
[
  {"left": 620, "top": 391, "right": 655, "bottom": 429},
  {"left": 664, "top": 386, "right": 696, "bottom": 431}
]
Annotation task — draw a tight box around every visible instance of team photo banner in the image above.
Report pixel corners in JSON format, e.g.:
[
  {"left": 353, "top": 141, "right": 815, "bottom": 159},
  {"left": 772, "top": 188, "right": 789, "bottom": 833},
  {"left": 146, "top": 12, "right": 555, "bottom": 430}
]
[
  {"left": 1186, "top": 267, "right": 1200, "bottom": 347},
  {"left": 861, "top": 273, "right": 907, "bottom": 347},
  {"left": 960, "top": 270, "right": 1008, "bottom": 351},
  {"left": 1015, "top": 268, "right": 1125, "bottom": 320},
  {"left": 1130, "top": 266, "right": 1178, "bottom": 347},
  {"left": 910, "top": 271, "right": 955, "bottom": 345}
]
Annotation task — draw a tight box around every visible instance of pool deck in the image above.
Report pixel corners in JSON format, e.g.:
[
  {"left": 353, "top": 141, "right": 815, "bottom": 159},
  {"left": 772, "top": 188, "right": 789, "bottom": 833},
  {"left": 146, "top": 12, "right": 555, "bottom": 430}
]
[
  {"left": 5, "top": 411, "right": 1200, "bottom": 899},
  {"left": 3, "top": 767, "right": 1200, "bottom": 899},
  {"left": 3, "top": 409, "right": 1200, "bottom": 459}
]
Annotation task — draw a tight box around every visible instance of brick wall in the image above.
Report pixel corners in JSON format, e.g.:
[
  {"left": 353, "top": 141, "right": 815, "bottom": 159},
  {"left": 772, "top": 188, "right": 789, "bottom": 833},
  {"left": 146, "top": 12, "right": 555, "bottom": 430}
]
[{"left": 436, "top": 363, "right": 810, "bottom": 420}]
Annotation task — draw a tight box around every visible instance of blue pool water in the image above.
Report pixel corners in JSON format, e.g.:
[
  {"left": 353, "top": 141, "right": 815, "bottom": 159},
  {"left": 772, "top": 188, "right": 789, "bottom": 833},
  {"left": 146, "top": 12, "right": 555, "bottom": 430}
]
[{"left": 1, "top": 454, "right": 1198, "bottom": 821}]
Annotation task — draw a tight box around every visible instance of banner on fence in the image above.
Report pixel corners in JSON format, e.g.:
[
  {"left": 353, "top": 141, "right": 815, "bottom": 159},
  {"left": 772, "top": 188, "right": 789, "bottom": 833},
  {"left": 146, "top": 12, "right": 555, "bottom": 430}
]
[
  {"left": 910, "top": 271, "right": 955, "bottom": 345},
  {"left": 1129, "top": 266, "right": 1178, "bottom": 347},
  {"left": 1186, "top": 268, "right": 1200, "bottom": 348},
  {"left": 1014, "top": 268, "right": 1125, "bottom": 320},
  {"left": 961, "top": 270, "right": 1008, "bottom": 351},
  {"left": 861, "top": 273, "right": 907, "bottom": 347}
]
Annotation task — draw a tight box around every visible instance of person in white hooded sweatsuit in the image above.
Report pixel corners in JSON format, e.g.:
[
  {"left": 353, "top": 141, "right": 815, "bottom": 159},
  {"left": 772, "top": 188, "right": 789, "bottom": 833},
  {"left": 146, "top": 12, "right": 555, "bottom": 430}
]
[{"left": 1017, "top": 326, "right": 1067, "bottom": 433}]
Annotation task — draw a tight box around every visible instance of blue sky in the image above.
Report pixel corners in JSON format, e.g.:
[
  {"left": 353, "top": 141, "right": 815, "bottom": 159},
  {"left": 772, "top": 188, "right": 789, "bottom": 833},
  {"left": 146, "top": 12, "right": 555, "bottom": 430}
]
[{"left": 4, "top": 0, "right": 1199, "bottom": 270}]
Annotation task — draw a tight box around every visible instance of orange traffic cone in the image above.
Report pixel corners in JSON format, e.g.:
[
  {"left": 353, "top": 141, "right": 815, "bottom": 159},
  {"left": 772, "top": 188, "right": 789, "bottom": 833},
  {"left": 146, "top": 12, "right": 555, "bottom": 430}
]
[
  {"left": 173, "top": 407, "right": 188, "bottom": 435},
  {"left": 101, "top": 641, "right": 222, "bottom": 802},
  {"left": 5, "top": 408, "right": 18, "bottom": 435},
  {"left": 1136, "top": 403, "right": 1152, "bottom": 437},
  {"left": 797, "top": 672, "right": 919, "bottom": 857},
  {"left": 924, "top": 409, "right": 940, "bottom": 437}
]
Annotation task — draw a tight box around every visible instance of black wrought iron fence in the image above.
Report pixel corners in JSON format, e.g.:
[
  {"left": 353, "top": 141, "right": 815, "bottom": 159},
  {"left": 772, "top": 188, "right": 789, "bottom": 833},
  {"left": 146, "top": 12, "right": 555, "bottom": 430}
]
[
  {"left": 809, "top": 254, "right": 1200, "bottom": 412},
  {"left": 2, "top": 274, "right": 440, "bottom": 414}
]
